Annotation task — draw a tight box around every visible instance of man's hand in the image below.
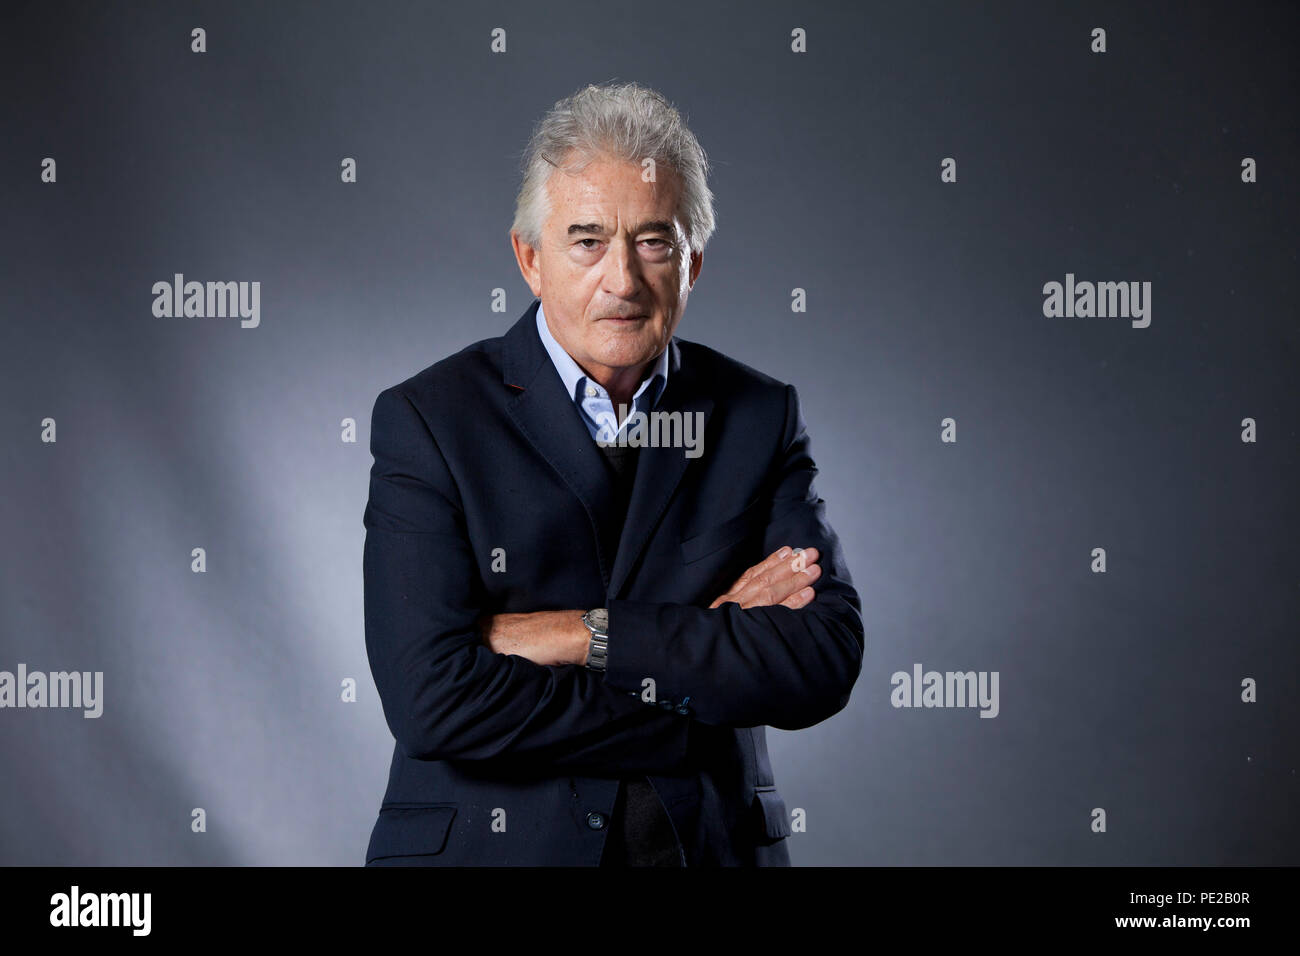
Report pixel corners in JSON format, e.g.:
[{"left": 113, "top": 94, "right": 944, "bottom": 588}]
[
  {"left": 479, "top": 609, "right": 590, "bottom": 667},
  {"left": 708, "top": 545, "right": 821, "bottom": 610}
]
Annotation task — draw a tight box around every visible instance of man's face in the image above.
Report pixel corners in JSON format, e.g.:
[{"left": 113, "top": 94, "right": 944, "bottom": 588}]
[{"left": 512, "top": 151, "right": 703, "bottom": 390}]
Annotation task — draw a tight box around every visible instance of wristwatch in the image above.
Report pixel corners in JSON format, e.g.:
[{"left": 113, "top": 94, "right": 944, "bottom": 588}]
[{"left": 581, "top": 608, "right": 609, "bottom": 671}]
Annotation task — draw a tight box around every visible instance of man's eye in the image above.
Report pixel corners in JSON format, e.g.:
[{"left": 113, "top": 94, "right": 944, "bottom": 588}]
[
  {"left": 643, "top": 239, "right": 668, "bottom": 248},
  {"left": 578, "top": 238, "right": 600, "bottom": 249}
]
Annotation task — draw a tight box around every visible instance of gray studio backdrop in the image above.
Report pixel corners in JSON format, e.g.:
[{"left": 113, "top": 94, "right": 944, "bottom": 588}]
[{"left": 2, "top": 0, "right": 1297, "bottom": 865}]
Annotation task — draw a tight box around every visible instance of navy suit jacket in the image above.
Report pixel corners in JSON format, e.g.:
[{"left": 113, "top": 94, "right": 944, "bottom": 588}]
[{"left": 362, "top": 298, "right": 864, "bottom": 865}]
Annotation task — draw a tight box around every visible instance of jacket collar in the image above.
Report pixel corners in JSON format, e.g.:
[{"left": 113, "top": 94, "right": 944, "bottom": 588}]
[{"left": 535, "top": 298, "right": 670, "bottom": 421}]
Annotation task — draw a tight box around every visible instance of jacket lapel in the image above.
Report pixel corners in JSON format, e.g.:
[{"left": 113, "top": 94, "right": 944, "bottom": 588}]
[
  {"left": 607, "top": 352, "right": 712, "bottom": 599},
  {"left": 500, "top": 299, "right": 713, "bottom": 598}
]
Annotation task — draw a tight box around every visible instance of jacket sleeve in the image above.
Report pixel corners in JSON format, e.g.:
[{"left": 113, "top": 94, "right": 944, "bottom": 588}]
[
  {"left": 362, "top": 385, "right": 690, "bottom": 776},
  {"left": 604, "top": 384, "right": 865, "bottom": 729}
]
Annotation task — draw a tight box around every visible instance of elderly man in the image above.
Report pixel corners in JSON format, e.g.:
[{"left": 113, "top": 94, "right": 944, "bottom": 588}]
[{"left": 362, "top": 81, "right": 863, "bottom": 866}]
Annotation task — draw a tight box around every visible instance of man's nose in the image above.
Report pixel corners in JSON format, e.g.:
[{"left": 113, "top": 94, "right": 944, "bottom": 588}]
[{"left": 601, "top": 235, "right": 643, "bottom": 298}]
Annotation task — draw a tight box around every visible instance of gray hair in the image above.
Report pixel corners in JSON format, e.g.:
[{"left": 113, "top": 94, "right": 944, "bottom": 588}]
[{"left": 510, "top": 81, "right": 716, "bottom": 254}]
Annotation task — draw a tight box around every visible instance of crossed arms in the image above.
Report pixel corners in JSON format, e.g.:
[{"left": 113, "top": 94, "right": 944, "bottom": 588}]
[
  {"left": 362, "top": 382, "right": 864, "bottom": 776},
  {"left": 478, "top": 543, "right": 825, "bottom": 665}
]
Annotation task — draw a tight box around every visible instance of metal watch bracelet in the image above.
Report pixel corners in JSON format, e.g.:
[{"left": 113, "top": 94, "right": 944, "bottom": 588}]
[{"left": 582, "top": 608, "right": 609, "bottom": 671}]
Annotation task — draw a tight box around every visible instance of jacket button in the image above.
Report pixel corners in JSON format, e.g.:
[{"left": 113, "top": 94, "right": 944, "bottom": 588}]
[{"left": 586, "top": 811, "right": 607, "bottom": 830}]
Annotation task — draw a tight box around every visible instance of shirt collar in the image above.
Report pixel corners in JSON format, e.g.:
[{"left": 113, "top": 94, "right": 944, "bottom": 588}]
[{"left": 535, "top": 298, "right": 669, "bottom": 408}]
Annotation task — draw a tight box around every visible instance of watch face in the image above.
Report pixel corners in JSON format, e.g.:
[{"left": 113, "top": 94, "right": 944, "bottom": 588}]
[{"left": 586, "top": 608, "right": 609, "bottom": 629}]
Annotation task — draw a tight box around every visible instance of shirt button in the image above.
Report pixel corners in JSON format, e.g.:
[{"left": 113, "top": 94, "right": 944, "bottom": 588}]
[
  {"left": 586, "top": 811, "right": 607, "bottom": 830},
  {"left": 585, "top": 385, "right": 597, "bottom": 397}
]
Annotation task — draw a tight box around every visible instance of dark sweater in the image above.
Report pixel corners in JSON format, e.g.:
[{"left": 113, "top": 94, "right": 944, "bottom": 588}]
[{"left": 594, "top": 439, "right": 686, "bottom": 867}]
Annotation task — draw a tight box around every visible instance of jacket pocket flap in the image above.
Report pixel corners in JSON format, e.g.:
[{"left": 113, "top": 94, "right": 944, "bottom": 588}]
[
  {"left": 366, "top": 805, "right": 457, "bottom": 863},
  {"left": 751, "top": 786, "right": 791, "bottom": 843},
  {"left": 680, "top": 498, "right": 765, "bottom": 564}
]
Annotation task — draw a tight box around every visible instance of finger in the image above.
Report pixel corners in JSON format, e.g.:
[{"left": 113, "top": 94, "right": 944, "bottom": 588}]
[
  {"left": 744, "top": 546, "right": 797, "bottom": 582},
  {"left": 748, "top": 549, "right": 821, "bottom": 603},
  {"left": 780, "top": 585, "right": 817, "bottom": 609},
  {"left": 717, "top": 547, "right": 792, "bottom": 606},
  {"left": 791, "top": 562, "right": 822, "bottom": 586},
  {"left": 789, "top": 546, "right": 820, "bottom": 574},
  {"left": 716, "top": 545, "right": 819, "bottom": 609},
  {"left": 761, "top": 563, "right": 819, "bottom": 605},
  {"left": 710, "top": 588, "right": 742, "bottom": 609}
]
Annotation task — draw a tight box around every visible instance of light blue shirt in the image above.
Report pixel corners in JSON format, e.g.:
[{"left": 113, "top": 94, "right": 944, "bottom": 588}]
[{"left": 535, "top": 299, "right": 669, "bottom": 444}]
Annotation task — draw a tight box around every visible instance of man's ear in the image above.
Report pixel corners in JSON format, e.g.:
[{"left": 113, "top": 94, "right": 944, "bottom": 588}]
[
  {"left": 688, "top": 248, "right": 703, "bottom": 289},
  {"left": 511, "top": 231, "right": 543, "bottom": 298}
]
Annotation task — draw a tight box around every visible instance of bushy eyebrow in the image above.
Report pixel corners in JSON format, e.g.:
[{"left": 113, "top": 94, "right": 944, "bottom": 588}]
[{"left": 567, "top": 219, "right": 676, "bottom": 238}]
